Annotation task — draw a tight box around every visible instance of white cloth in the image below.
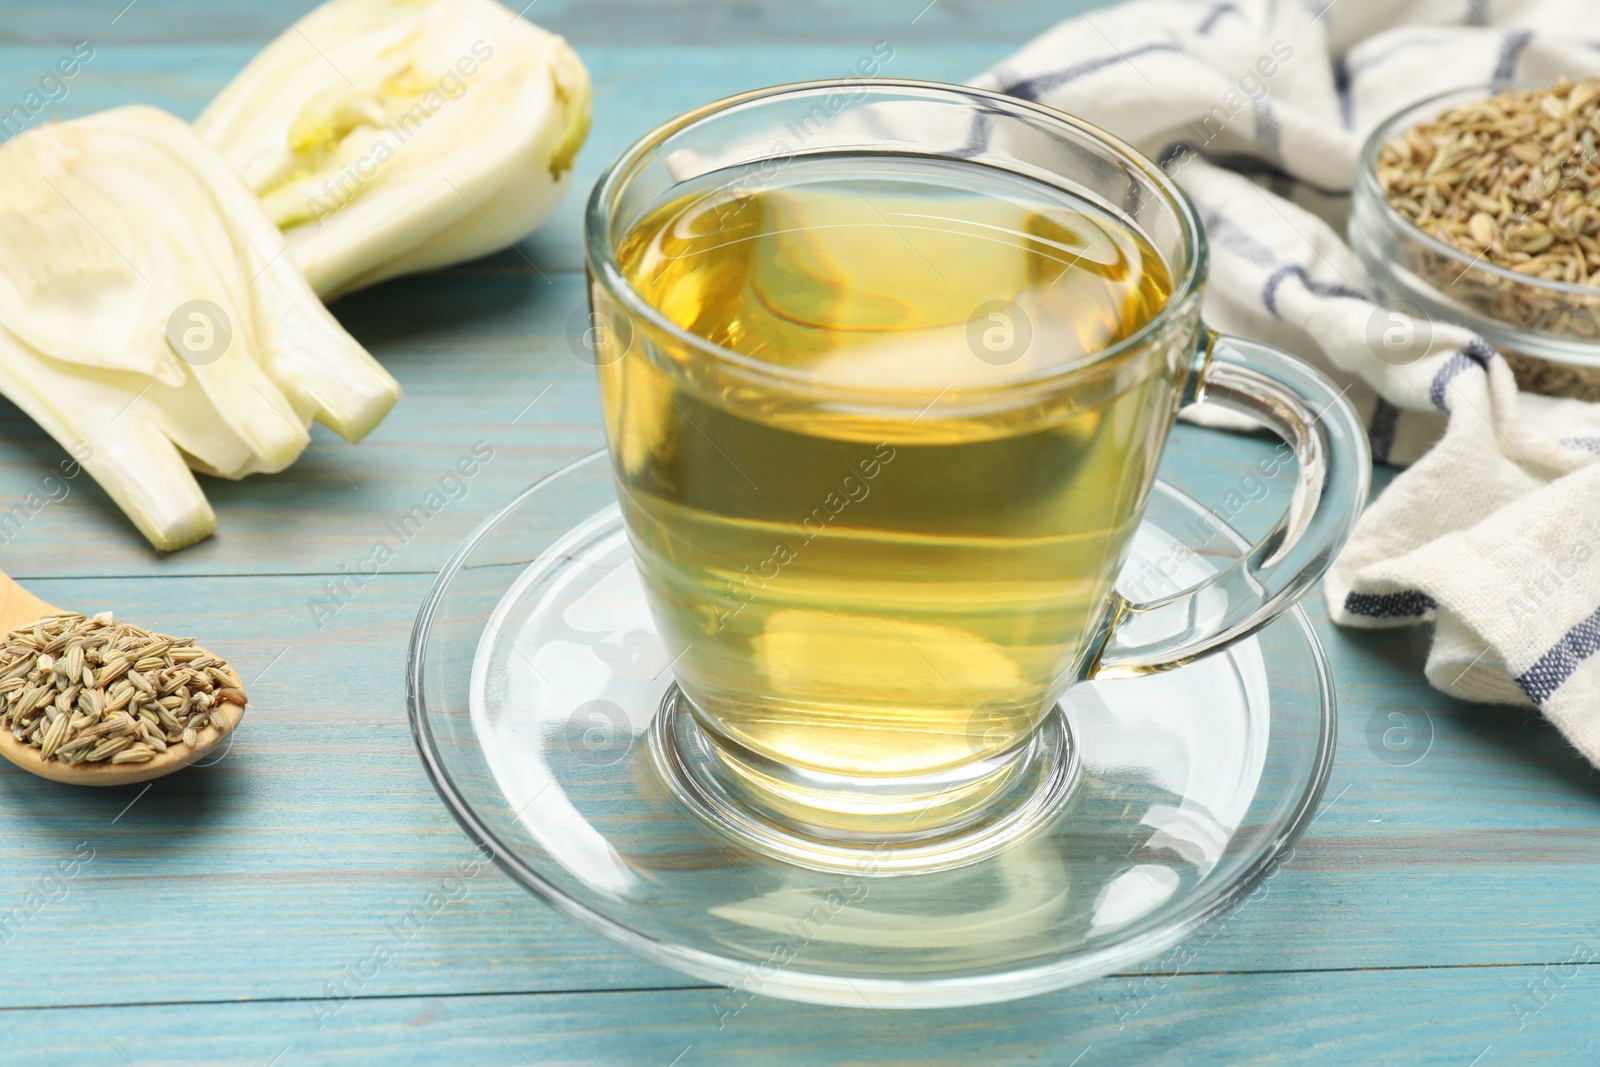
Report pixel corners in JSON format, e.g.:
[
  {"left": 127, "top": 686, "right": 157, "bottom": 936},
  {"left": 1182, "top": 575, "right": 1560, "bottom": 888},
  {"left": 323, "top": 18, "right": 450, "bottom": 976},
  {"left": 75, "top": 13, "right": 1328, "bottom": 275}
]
[{"left": 974, "top": 0, "right": 1600, "bottom": 764}]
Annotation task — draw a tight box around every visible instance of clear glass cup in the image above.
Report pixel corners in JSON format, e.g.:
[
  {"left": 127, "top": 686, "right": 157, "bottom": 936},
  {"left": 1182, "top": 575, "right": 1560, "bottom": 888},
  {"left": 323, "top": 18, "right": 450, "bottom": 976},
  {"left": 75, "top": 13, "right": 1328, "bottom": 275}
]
[{"left": 583, "top": 80, "right": 1368, "bottom": 870}]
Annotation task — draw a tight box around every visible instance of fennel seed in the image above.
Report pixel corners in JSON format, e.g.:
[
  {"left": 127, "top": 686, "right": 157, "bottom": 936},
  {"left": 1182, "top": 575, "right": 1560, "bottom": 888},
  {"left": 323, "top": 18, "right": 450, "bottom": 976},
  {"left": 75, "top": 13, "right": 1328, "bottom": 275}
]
[
  {"left": 0, "top": 613, "right": 245, "bottom": 765},
  {"left": 1379, "top": 78, "right": 1600, "bottom": 283},
  {"left": 1377, "top": 78, "right": 1600, "bottom": 397}
]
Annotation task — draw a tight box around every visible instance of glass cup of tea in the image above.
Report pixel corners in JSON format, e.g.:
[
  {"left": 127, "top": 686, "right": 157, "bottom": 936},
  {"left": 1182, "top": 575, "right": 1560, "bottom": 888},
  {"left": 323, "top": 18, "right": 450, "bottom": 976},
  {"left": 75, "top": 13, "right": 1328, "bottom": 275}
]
[{"left": 582, "top": 80, "right": 1368, "bottom": 873}]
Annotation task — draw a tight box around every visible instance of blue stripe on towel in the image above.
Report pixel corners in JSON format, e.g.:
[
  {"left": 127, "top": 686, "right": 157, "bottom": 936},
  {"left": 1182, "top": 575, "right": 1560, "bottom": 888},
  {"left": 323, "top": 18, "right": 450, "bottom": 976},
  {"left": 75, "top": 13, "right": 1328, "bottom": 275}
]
[
  {"left": 1333, "top": 54, "right": 1354, "bottom": 130},
  {"left": 1197, "top": 3, "right": 1240, "bottom": 34},
  {"left": 1156, "top": 141, "right": 1353, "bottom": 198},
  {"left": 1368, "top": 398, "right": 1400, "bottom": 464},
  {"left": 1517, "top": 606, "right": 1600, "bottom": 705},
  {"left": 1253, "top": 97, "right": 1282, "bottom": 161},
  {"left": 1196, "top": 206, "right": 1277, "bottom": 266},
  {"left": 1203, "top": 150, "right": 1352, "bottom": 197},
  {"left": 1262, "top": 265, "right": 1371, "bottom": 318},
  {"left": 1345, "top": 35, "right": 1457, "bottom": 84},
  {"left": 1429, "top": 353, "right": 1475, "bottom": 411},
  {"left": 1344, "top": 589, "right": 1437, "bottom": 619},
  {"left": 1493, "top": 30, "right": 1533, "bottom": 84},
  {"left": 949, "top": 112, "right": 992, "bottom": 159},
  {"left": 999, "top": 42, "right": 1185, "bottom": 101}
]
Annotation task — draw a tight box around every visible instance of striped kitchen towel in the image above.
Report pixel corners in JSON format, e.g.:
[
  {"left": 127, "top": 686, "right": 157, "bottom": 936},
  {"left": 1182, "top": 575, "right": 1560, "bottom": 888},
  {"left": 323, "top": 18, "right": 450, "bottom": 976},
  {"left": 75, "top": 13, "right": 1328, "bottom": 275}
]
[{"left": 975, "top": 0, "right": 1600, "bottom": 763}]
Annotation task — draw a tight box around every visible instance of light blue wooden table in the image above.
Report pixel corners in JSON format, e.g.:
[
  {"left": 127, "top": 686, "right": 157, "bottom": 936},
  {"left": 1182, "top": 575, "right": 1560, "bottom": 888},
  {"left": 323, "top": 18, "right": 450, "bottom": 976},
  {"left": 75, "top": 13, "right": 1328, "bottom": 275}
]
[{"left": 0, "top": 2, "right": 1596, "bottom": 1064}]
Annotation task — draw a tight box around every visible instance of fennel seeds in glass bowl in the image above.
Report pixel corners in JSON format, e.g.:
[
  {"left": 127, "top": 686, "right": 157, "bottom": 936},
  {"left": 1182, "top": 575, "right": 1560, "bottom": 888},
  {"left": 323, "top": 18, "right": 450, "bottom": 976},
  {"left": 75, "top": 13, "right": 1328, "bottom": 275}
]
[
  {"left": 1353, "top": 81, "right": 1600, "bottom": 399},
  {"left": 0, "top": 612, "right": 246, "bottom": 766}
]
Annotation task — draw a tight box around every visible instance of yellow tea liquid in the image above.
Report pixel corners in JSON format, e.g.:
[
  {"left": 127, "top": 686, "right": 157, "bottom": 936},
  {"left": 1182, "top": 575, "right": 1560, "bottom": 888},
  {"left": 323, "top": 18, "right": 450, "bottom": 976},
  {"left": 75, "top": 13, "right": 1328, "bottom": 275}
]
[{"left": 599, "top": 155, "right": 1181, "bottom": 779}]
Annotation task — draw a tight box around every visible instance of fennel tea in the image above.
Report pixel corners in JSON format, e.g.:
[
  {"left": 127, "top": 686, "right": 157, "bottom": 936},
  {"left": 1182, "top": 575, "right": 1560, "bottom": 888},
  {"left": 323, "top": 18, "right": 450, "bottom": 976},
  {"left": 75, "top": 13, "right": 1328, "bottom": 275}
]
[{"left": 599, "top": 155, "right": 1181, "bottom": 779}]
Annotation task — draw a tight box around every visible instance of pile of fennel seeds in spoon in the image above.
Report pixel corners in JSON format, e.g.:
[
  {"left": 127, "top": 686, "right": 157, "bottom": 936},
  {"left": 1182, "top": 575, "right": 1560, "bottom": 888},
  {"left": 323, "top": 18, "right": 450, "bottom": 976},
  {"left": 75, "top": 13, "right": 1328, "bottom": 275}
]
[{"left": 0, "top": 612, "right": 245, "bottom": 766}]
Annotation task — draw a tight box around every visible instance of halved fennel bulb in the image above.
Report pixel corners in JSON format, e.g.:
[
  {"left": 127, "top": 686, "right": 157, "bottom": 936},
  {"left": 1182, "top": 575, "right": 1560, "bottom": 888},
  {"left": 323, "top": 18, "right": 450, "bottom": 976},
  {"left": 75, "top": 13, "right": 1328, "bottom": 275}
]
[
  {"left": 0, "top": 106, "right": 400, "bottom": 551},
  {"left": 197, "top": 0, "right": 592, "bottom": 300}
]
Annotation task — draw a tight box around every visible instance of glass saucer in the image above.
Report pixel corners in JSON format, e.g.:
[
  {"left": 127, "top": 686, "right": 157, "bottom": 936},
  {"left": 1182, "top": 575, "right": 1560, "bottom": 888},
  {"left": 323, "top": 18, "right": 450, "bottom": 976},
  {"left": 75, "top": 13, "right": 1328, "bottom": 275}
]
[{"left": 408, "top": 450, "right": 1336, "bottom": 1009}]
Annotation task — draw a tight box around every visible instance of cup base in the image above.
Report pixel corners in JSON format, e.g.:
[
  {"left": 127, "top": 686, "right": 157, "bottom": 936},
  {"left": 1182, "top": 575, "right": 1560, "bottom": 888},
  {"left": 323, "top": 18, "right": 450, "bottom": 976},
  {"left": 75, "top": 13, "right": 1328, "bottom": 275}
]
[{"left": 650, "top": 685, "right": 1081, "bottom": 875}]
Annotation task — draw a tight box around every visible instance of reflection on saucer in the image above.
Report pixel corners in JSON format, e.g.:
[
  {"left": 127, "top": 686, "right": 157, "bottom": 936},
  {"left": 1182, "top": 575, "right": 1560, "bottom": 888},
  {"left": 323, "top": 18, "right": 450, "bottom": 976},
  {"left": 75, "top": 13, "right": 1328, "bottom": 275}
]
[{"left": 710, "top": 844, "right": 1071, "bottom": 950}]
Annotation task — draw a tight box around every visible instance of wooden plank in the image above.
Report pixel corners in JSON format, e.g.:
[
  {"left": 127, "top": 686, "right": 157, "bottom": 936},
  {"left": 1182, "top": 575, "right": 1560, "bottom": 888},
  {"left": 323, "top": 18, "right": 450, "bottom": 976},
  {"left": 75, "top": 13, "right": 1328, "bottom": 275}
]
[
  {"left": 0, "top": 570, "right": 1596, "bottom": 1012},
  {"left": 0, "top": 0, "right": 1120, "bottom": 45},
  {"left": 0, "top": 966, "right": 1594, "bottom": 1066}
]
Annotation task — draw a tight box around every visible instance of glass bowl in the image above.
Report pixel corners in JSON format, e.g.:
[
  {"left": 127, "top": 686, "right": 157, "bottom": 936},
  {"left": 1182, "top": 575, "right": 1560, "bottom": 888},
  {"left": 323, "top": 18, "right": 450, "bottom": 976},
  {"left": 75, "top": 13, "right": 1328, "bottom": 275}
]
[{"left": 1352, "top": 85, "right": 1600, "bottom": 400}]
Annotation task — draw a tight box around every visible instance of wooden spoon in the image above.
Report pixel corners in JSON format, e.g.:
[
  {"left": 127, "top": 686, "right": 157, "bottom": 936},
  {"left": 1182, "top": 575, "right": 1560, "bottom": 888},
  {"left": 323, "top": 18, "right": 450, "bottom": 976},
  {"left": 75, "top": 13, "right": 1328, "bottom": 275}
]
[{"left": 0, "top": 570, "right": 244, "bottom": 786}]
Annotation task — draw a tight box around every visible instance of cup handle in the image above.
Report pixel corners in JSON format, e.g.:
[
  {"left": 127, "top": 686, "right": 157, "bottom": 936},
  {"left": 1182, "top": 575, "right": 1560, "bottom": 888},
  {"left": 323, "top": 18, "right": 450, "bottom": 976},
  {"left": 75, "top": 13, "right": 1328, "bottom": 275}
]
[{"left": 1089, "top": 330, "right": 1370, "bottom": 679}]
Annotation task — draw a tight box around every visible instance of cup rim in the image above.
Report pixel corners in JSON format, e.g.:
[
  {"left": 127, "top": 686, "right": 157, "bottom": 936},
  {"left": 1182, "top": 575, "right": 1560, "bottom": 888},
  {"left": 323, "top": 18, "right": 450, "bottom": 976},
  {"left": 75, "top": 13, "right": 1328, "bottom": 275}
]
[
  {"left": 1357, "top": 83, "right": 1600, "bottom": 299},
  {"left": 582, "top": 78, "right": 1208, "bottom": 397}
]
